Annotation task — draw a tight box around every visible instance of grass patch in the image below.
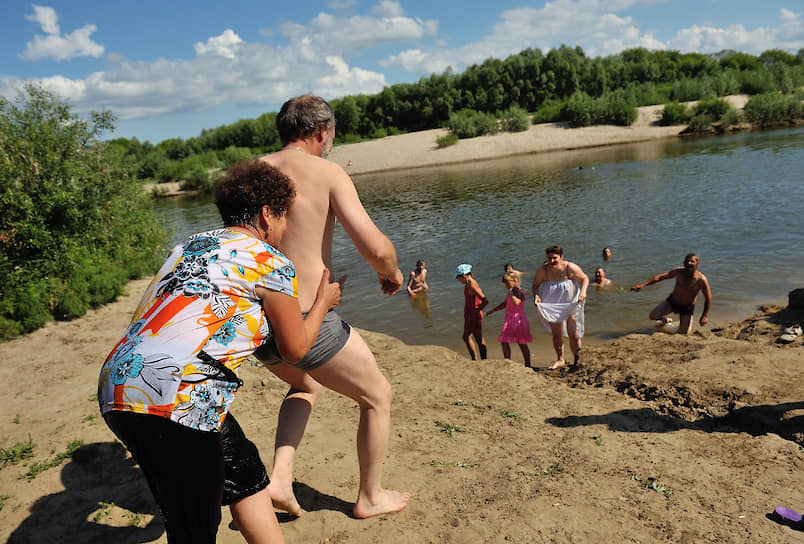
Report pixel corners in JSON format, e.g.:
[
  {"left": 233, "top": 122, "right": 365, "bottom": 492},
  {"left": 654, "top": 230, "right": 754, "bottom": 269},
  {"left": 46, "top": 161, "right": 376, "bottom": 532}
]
[
  {"left": 434, "top": 421, "right": 464, "bottom": 437},
  {"left": 20, "top": 439, "right": 83, "bottom": 481},
  {"left": 82, "top": 414, "right": 98, "bottom": 423},
  {"left": 499, "top": 409, "right": 520, "bottom": 420},
  {"left": 436, "top": 133, "right": 459, "bottom": 148},
  {"left": 93, "top": 501, "right": 114, "bottom": 522},
  {"left": 631, "top": 473, "right": 673, "bottom": 498},
  {"left": 592, "top": 435, "right": 603, "bottom": 446},
  {"left": 539, "top": 462, "right": 564, "bottom": 477},
  {"left": 430, "top": 460, "right": 477, "bottom": 468},
  {"left": 0, "top": 436, "right": 35, "bottom": 466},
  {"left": 0, "top": 494, "right": 9, "bottom": 511},
  {"left": 12, "top": 415, "right": 19, "bottom": 424}
]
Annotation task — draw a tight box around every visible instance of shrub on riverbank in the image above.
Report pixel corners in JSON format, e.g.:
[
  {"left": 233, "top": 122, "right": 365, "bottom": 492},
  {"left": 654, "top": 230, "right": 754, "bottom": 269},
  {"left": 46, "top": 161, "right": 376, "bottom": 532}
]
[
  {"left": 743, "top": 92, "right": 804, "bottom": 127},
  {"left": 563, "top": 91, "right": 638, "bottom": 127},
  {"left": 446, "top": 109, "right": 499, "bottom": 138},
  {"left": 0, "top": 84, "right": 166, "bottom": 339}
]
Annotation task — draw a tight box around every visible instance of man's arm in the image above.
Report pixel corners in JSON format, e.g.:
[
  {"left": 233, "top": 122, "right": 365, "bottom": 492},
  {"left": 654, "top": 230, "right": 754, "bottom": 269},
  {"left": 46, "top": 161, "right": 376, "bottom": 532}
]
[
  {"left": 631, "top": 269, "right": 675, "bottom": 291},
  {"left": 699, "top": 274, "right": 712, "bottom": 325},
  {"left": 328, "top": 165, "right": 403, "bottom": 294}
]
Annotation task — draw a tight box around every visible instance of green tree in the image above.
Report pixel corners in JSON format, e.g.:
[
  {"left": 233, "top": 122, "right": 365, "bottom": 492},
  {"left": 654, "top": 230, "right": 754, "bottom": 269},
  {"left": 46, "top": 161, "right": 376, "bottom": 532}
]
[{"left": 0, "top": 84, "right": 166, "bottom": 338}]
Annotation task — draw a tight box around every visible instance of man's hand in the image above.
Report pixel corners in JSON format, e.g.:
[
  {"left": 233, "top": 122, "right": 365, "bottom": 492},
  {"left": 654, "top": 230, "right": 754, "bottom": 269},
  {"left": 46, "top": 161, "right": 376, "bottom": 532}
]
[
  {"left": 533, "top": 294, "right": 541, "bottom": 306},
  {"left": 316, "top": 270, "right": 346, "bottom": 309},
  {"left": 699, "top": 315, "right": 708, "bottom": 326},
  {"left": 379, "top": 268, "right": 404, "bottom": 295},
  {"left": 630, "top": 284, "right": 643, "bottom": 292}
]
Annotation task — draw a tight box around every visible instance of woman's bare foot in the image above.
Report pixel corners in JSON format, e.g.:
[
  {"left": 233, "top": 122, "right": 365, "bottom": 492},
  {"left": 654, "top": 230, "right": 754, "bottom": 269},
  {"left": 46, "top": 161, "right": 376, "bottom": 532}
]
[
  {"left": 267, "top": 481, "right": 302, "bottom": 517},
  {"left": 547, "top": 359, "right": 567, "bottom": 370},
  {"left": 352, "top": 489, "right": 411, "bottom": 519}
]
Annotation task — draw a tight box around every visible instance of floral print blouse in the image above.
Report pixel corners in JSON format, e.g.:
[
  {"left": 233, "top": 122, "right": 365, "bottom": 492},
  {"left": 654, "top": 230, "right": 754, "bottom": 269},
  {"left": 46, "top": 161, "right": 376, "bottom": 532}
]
[{"left": 98, "top": 229, "right": 297, "bottom": 432}]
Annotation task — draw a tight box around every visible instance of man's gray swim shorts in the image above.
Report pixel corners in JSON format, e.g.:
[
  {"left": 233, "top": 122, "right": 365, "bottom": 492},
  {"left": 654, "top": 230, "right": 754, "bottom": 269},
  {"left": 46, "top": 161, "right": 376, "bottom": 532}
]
[{"left": 253, "top": 310, "right": 351, "bottom": 372}]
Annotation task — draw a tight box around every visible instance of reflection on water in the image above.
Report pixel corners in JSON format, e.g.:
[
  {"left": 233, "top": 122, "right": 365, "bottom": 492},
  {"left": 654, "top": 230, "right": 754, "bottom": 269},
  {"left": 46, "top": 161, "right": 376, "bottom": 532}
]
[{"left": 154, "top": 127, "right": 804, "bottom": 358}]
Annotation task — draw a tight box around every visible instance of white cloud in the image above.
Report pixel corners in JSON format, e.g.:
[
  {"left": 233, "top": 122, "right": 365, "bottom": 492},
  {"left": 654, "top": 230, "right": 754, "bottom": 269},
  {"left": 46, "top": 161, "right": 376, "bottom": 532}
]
[
  {"left": 380, "top": 1, "right": 802, "bottom": 78},
  {"left": 667, "top": 9, "right": 804, "bottom": 54},
  {"left": 281, "top": 2, "right": 437, "bottom": 55},
  {"left": 25, "top": 5, "right": 59, "bottom": 34},
  {"left": 20, "top": 5, "right": 104, "bottom": 61},
  {"left": 194, "top": 29, "right": 244, "bottom": 59},
  {"left": 372, "top": 0, "right": 405, "bottom": 18}
]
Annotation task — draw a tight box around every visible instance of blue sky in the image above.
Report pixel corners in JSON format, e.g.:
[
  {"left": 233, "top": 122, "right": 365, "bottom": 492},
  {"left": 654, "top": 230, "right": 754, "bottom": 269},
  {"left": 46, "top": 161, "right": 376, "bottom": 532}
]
[{"left": 2, "top": 1, "right": 802, "bottom": 143}]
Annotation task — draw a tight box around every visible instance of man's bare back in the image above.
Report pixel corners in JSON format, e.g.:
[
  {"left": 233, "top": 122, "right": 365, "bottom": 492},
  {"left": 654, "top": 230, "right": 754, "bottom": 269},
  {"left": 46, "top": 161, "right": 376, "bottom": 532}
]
[{"left": 256, "top": 95, "right": 409, "bottom": 519}]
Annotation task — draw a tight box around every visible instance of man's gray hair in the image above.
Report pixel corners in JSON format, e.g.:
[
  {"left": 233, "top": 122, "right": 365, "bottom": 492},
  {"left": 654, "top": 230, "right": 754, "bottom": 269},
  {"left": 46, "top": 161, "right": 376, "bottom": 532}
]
[{"left": 276, "top": 95, "right": 334, "bottom": 145}]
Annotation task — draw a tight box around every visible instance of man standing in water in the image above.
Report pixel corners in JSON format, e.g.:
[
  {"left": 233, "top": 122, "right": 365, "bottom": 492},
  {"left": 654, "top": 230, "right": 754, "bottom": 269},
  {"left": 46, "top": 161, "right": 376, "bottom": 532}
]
[
  {"left": 631, "top": 253, "right": 712, "bottom": 334},
  {"left": 254, "top": 95, "right": 410, "bottom": 518},
  {"left": 532, "top": 246, "right": 589, "bottom": 370}
]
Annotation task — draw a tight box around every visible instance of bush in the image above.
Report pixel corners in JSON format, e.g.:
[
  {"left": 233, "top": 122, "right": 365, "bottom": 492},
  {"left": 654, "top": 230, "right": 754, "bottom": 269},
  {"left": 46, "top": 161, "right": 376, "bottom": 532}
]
[
  {"left": 719, "top": 108, "right": 744, "bottom": 130},
  {"left": 532, "top": 99, "right": 566, "bottom": 124},
  {"left": 563, "top": 92, "right": 595, "bottom": 127},
  {"left": 0, "top": 84, "right": 166, "bottom": 339},
  {"left": 436, "top": 133, "right": 459, "bottom": 148},
  {"left": 743, "top": 92, "right": 804, "bottom": 127},
  {"left": 661, "top": 102, "right": 692, "bottom": 125},
  {"left": 446, "top": 109, "right": 499, "bottom": 139},
  {"left": 694, "top": 98, "right": 732, "bottom": 119},
  {"left": 500, "top": 106, "right": 530, "bottom": 132},
  {"left": 669, "top": 78, "right": 714, "bottom": 102}
]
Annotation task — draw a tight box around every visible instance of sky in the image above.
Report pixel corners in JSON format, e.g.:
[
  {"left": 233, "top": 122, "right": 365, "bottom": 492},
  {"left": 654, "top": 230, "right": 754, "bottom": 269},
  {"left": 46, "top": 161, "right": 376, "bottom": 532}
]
[{"left": 1, "top": 1, "right": 802, "bottom": 144}]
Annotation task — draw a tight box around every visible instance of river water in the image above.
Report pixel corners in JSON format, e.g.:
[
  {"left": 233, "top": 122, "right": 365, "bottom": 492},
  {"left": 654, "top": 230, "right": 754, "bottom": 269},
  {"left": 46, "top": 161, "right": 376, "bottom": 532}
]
[{"left": 154, "top": 126, "right": 804, "bottom": 359}]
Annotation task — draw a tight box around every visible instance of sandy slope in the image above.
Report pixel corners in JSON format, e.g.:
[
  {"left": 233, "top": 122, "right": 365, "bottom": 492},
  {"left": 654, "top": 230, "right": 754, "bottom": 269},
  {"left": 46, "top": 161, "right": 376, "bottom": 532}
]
[{"left": 1, "top": 278, "right": 802, "bottom": 544}]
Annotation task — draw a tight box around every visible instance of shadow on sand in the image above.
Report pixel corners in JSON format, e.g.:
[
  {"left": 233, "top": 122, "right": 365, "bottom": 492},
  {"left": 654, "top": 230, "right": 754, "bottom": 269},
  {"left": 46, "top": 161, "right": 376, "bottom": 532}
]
[
  {"left": 546, "top": 401, "right": 804, "bottom": 446},
  {"left": 7, "top": 441, "right": 163, "bottom": 544}
]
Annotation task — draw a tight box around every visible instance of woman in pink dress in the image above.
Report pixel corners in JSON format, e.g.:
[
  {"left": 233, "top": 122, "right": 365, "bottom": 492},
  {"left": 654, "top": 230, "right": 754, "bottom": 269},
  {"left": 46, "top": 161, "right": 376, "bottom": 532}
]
[{"left": 487, "top": 272, "right": 532, "bottom": 367}]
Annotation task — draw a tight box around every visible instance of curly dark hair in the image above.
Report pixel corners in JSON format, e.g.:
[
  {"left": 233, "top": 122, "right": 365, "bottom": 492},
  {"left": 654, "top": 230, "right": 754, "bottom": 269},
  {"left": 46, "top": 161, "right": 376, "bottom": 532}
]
[
  {"left": 545, "top": 245, "right": 564, "bottom": 256},
  {"left": 214, "top": 160, "right": 295, "bottom": 227},
  {"left": 276, "top": 95, "right": 334, "bottom": 146}
]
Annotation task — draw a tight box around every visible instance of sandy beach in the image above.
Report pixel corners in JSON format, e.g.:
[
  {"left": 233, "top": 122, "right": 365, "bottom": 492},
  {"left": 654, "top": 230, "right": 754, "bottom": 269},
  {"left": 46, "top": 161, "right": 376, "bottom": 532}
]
[
  {"left": 1, "top": 280, "right": 802, "bottom": 543},
  {"left": 5, "top": 95, "right": 804, "bottom": 543},
  {"left": 147, "top": 95, "right": 750, "bottom": 195}
]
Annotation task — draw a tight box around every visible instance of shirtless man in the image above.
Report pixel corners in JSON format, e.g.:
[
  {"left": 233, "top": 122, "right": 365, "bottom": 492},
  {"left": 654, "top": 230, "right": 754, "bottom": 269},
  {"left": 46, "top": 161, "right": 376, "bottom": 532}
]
[
  {"left": 532, "top": 246, "right": 589, "bottom": 370},
  {"left": 594, "top": 267, "right": 612, "bottom": 287},
  {"left": 406, "top": 260, "right": 429, "bottom": 295},
  {"left": 630, "top": 253, "right": 711, "bottom": 334},
  {"left": 254, "top": 95, "right": 410, "bottom": 519}
]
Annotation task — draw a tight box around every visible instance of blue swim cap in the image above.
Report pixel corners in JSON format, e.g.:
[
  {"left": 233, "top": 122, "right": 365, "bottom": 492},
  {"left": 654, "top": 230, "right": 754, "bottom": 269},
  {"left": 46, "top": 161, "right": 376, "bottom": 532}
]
[{"left": 455, "top": 263, "right": 472, "bottom": 277}]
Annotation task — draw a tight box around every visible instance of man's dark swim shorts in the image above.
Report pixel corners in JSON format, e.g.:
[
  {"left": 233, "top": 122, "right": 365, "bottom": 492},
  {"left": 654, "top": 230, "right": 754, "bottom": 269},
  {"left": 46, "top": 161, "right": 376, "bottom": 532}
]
[
  {"left": 666, "top": 294, "right": 694, "bottom": 316},
  {"left": 254, "top": 309, "right": 351, "bottom": 372}
]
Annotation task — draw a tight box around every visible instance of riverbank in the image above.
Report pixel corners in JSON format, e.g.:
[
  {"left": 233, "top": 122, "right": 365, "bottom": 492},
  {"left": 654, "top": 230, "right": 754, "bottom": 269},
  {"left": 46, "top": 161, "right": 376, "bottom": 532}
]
[
  {"left": 145, "top": 95, "right": 751, "bottom": 195},
  {"left": 329, "top": 95, "right": 751, "bottom": 176},
  {"left": 0, "top": 278, "right": 802, "bottom": 543}
]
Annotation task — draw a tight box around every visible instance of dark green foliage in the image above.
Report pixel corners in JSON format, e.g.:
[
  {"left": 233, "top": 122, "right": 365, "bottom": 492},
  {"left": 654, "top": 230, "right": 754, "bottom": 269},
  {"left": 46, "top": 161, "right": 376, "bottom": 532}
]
[
  {"left": 694, "top": 98, "right": 732, "bottom": 118},
  {"left": 436, "top": 133, "right": 459, "bottom": 148},
  {"left": 661, "top": 102, "right": 692, "bottom": 125},
  {"left": 0, "top": 84, "right": 166, "bottom": 339},
  {"left": 743, "top": 92, "right": 804, "bottom": 127},
  {"left": 446, "top": 109, "right": 499, "bottom": 139},
  {"left": 532, "top": 99, "right": 567, "bottom": 124},
  {"left": 500, "top": 106, "right": 530, "bottom": 132},
  {"left": 563, "top": 91, "right": 637, "bottom": 127}
]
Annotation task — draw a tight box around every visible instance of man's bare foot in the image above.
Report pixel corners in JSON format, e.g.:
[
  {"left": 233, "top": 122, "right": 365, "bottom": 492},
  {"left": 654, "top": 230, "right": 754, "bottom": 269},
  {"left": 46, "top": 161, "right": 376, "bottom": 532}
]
[
  {"left": 547, "top": 359, "right": 567, "bottom": 370},
  {"left": 353, "top": 489, "right": 411, "bottom": 519},
  {"left": 268, "top": 481, "right": 302, "bottom": 517}
]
